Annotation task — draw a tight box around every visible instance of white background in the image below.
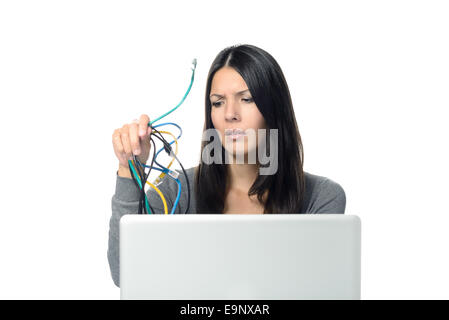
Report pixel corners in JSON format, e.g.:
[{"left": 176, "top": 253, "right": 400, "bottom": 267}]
[{"left": 0, "top": 0, "right": 448, "bottom": 299}]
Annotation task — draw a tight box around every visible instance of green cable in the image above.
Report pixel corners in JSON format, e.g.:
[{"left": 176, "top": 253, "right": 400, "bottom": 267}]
[
  {"left": 149, "top": 58, "right": 197, "bottom": 126},
  {"left": 129, "top": 160, "right": 152, "bottom": 214}
]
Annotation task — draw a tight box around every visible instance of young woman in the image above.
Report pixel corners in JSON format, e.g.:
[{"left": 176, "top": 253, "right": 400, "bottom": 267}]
[{"left": 108, "top": 44, "right": 346, "bottom": 287}]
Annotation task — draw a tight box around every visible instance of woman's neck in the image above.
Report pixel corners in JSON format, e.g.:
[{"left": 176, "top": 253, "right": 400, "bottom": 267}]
[{"left": 226, "top": 163, "right": 259, "bottom": 194}]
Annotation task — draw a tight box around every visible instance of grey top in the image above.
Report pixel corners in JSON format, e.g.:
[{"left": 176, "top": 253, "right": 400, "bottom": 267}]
[{"left": 107, "top": 166, "right": 346, "bottom": 287}]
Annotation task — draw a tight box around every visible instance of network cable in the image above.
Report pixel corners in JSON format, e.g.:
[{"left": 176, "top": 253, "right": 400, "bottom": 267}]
[
  {"left": 150, "top": 127, "right": 190, "bottom": 214},
  {"left": 149, "top": 59, "right": 197, "bottom": 125},
  {"left": 127, "top": 59, "right": 196, "bottom": 215},
  {"left": 130, "top": 131, "right": 179, "bottom": 214}
]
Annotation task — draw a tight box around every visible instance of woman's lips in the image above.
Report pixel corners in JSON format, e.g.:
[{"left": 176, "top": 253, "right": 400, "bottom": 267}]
[
  {"left": 228, "top": 133, "right": 246, "bottom": 140},
  {"left": 225, "top": 128, "right": 245, "bottom": 135},
  {"left": 224, "top": 129, "right": 246, "bottom": 141}
]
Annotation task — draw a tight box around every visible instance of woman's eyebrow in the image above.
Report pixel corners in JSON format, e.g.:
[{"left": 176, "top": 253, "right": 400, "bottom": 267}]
[{"left": 210, "top": 89, "right": 249, "bottom": 98}]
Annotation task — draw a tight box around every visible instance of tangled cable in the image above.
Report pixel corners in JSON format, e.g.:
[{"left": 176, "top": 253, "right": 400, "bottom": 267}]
[{"left": 127, "top": 59, "right": 196, "bottom": 215}]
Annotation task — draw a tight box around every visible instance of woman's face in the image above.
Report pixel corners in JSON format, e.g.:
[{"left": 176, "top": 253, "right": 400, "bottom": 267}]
[{"left": 210, "top": 67, "right": 266, "bottom": 160}]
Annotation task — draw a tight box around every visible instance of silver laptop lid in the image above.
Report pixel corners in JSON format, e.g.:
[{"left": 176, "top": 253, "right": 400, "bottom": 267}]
[{"left": 120, "top": 214, "right": 361, "bottom": 300}]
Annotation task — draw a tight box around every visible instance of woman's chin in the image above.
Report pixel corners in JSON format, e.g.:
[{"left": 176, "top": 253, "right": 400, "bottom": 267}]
[{"left": 223, "top": 147, "right": 258, "bottom": 164}]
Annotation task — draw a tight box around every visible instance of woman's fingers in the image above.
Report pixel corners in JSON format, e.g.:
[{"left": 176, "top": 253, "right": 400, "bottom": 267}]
[
  {"left": 120, "top": 124, "right": 133, "bottom": 159},
  {"left": 112, "top": 115, "right": 153, "bottom": 169},
  {"left": 129, "top": 120, "right": 140, "bottom": 156},
  {"left": 139, "top": 114, "right": 150, "bottom": 137},
  {"left": 112, "top": 129, "right": 123, "bottom": 156},
  {"left": 112, "top": 128, "right": 129, "bottom": 168}
]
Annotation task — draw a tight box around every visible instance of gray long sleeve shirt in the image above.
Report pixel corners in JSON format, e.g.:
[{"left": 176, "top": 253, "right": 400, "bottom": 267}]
[{"left": 108, "top": 166, "right": 346, "bottom": 287}]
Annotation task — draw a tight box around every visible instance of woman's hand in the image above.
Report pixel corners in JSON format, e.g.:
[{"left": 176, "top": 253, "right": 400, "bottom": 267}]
[{"left": 112, "top": 114, "right": 152, "bottom": 177}]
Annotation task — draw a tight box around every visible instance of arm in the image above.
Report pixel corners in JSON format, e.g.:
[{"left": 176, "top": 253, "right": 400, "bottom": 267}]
[{"left": 107, "top": 172, "right": 172, "bottom": 287}]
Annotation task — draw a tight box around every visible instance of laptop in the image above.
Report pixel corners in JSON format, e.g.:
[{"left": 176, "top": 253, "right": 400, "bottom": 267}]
[{"left": 119, "top": 214, "right": 361, "bottom": 300}]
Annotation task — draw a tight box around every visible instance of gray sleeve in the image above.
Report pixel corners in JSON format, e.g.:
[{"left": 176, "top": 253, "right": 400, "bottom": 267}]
[
  {"left": 107, "top": 172, "right": 173, "bottom": 288},
  {"left": 308, "top": 178, "right": 346, "bottom": 214}
]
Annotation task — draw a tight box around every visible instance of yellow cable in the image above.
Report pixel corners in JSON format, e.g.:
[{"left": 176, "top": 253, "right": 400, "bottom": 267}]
[
  {"left": 131, "top": 160, "right": 168, "bottom": 215},
  {"left": 146, "top": 181, "right": 168, "bottom": 215}
]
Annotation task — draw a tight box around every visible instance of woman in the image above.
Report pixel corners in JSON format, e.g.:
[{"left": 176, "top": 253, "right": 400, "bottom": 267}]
[{"left": 108, "top": 44, "right": 346, "bottom": 287}]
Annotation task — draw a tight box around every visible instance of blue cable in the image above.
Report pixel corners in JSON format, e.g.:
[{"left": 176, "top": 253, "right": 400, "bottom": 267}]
[
  {"left": 172, "top": 178, "right": 182, "bottom": 215},
  {"left": 152, "top": 122, "right": 182, "bottom": 137}
]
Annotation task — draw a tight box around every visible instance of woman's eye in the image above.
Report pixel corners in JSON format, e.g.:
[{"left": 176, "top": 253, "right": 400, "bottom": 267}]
[{"left": 212, "top": 98, "right": 253, "bottom": 107}]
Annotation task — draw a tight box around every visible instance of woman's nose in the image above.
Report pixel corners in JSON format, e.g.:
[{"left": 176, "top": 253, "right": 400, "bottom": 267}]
[{"left": 224, "top": 101, "right": 240, "bottom": 121}]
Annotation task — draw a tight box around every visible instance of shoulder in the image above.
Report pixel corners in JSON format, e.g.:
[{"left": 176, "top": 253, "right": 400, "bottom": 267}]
[
  {"left": 303, "top": 171, "right": 346, "bottom": 214},
  {"left": 174, "top": 166, "right": 197, "bottom": 187}
]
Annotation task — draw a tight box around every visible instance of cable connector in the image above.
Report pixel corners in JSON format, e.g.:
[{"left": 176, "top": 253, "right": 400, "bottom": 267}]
[
  {"left": 168, "top": 170, "right": 179, "bottom": 179},
  {"left": 153, "top": 177, "right": 162, "bottom": 186},
  {"left": 191, "top": 58, "right": 197, "bottom": 71},
  {"left": 163, "top": 143, "right": 174, "bottom": 157}
]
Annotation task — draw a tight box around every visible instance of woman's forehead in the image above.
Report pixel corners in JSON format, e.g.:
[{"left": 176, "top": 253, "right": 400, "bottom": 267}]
[{"left": 211, "top": 67, "right": 248, "bottom": 93}]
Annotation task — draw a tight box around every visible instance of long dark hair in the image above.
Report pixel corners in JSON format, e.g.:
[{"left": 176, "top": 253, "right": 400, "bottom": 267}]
[{"left": 195, "top": 44, "right": 305, "bottom": 214}]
